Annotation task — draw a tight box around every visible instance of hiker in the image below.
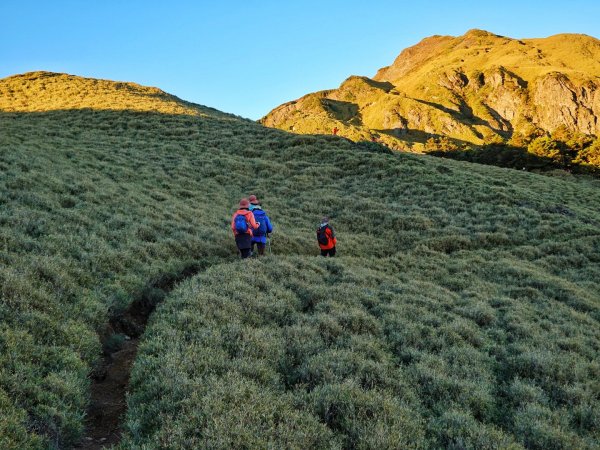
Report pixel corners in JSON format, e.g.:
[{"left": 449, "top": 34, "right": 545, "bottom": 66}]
[
  {"left": 231, "top": 198, "right": 260, "bottom": 259},
  {"left": 248, "top": 195, "right": 273, "bottom": 256},
  {"left": 317, "top": 216, "right": 336, "bottom": 257},
  {"left": 332, "top": 127, "right": 339, "bottom": 135}
]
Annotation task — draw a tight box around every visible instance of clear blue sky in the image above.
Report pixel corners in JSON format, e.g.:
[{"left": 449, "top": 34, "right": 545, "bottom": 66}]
[{"left": 1, "top": 1, "right": 598, "bottom": 119}]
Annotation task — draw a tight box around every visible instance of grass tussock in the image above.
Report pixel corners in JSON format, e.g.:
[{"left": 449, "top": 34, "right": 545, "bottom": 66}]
[{"left": 0, "top": 72, "right": 599, "bottom": 448}]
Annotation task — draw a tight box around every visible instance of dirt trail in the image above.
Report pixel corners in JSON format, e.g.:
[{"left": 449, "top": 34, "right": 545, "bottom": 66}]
[
  {"left": 75, "top": 264, "right": 202, "bottom": 449},
  {"left": 76, "top": 339, "right": 138, "bottom": 449}
]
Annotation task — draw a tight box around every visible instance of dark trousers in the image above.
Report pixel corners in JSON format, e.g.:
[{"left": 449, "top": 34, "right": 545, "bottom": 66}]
[
  {"left": 235, "top": 234, "right": 252, "bottom": 259},
  {"left": 320, "top": 247, "right": 336, "bottom": 257},
  {"left": 252, "top": 242, "right": 266, "bottom": 256}
]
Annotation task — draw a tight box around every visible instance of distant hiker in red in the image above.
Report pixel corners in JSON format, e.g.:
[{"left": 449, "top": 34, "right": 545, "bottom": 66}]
[
  {"left": 317, "top": 216, "right": 336, "bottom": 257},
  {"left": 231, "top": 198, "right": 259, "bottom": 259},
  {"left": 332, "top": 127, "right": 339, "bottom": 135}
]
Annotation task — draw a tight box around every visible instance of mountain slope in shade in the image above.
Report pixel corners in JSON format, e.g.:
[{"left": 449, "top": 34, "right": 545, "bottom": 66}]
[{"left": 261, "top": 30, "right": 600, "bottom": 151}]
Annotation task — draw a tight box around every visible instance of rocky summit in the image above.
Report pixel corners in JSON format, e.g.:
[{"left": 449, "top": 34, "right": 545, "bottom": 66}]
[{"left": 261, "top": 30, "right": 600, "bottom": 151}]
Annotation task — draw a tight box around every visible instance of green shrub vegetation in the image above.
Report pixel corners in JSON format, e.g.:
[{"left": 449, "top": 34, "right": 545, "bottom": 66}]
[
  {"left": 1, "top": 72, "right": 599, "bottom": 448},
  {"left": 411, "top": 132, "right": 600, "bottom": 175},
  {"left": 123, "top": 255, "right": 600, "bottom": 448}
]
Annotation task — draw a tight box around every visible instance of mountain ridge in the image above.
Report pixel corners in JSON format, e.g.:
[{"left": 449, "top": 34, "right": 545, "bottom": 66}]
[
  {"left": 261, "top": 30, "right": 600, "bottom": 153},
  {"left": 0, "top": 70, "right": 228, "bottom": 118}
]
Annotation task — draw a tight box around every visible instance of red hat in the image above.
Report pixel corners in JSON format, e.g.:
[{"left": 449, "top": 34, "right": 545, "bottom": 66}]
[
  {"left": 239, "top": 198, "right": 250, "bottom": 208},
  {"left": 248, "top": 194, "right": 259, "bottom": 204}
]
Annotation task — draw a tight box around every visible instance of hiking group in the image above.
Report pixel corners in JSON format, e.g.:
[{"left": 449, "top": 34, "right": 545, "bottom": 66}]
[{"left": 231, "top": 196, "right": 337, "bottom": 258}]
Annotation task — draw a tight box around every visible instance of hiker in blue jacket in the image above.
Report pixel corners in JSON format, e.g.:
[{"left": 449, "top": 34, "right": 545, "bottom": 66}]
[{"left": 249, "top": 195, "right": 273, "bottom": 256}]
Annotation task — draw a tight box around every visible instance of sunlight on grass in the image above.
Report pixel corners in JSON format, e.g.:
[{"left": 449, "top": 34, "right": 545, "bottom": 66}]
[{"left": 0, "top": 72, "right": 598, "bottom": 448}]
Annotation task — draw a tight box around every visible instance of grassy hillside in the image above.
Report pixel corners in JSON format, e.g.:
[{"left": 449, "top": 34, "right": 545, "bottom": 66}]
[
  {"left": 261, "top": 30, "right": 600, "bottom": 173},
  {"left": 1, "top": 72, "right": 599, "bottom": 449},
  {"left": 124, "top": 255, "right": 599, "bottom": 449},
  {"left": 0, "top": 71, "right": 213, "bottom": 115}
]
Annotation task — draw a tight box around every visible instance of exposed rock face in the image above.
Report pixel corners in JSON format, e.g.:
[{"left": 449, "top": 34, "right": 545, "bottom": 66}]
[
  {"left": 262, "top": 30, "right": 600, "bottom": 151},
  {"left": 438, "top": 69, "right": 469, "bottom": 91},
  {"left": 481, "top": 67, "right": 527, "bottom": 133},
  {"left": 532, "top": 73, "right": 598, "bottom": 134}
]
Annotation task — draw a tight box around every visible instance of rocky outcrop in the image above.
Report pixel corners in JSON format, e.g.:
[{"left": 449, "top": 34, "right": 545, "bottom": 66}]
[
  {"left": 532, "top": 73, "right": 598, "bottom": 134},
  {"left": 438, "top": 69, "right": 469, "bottom": 91}
]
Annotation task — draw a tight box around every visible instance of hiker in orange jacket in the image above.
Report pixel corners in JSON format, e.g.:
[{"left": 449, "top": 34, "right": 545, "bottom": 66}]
[
  {"left": 317, "top": 216, "right": 337, "bottom": 257},
  {"left": 231, "top": 198, "right": 260, "bottom": 258}
]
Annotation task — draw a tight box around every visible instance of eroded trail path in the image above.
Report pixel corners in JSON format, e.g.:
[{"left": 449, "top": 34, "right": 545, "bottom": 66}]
[
  {"left": 77, "top": 339, "right": 138, "bottom": 449},
  {"left": 75, "top": 264, "right": 203, "bottom": 449}
]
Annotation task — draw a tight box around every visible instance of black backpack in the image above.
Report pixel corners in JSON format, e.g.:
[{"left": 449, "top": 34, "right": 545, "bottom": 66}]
[{"left": 317, "top": 225, "right": 330, "bottom": 245}]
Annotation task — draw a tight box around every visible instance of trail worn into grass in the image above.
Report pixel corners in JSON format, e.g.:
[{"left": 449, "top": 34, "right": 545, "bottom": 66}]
[{"left": 76, "top": 264, "right": 203, "bottom": 449}]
